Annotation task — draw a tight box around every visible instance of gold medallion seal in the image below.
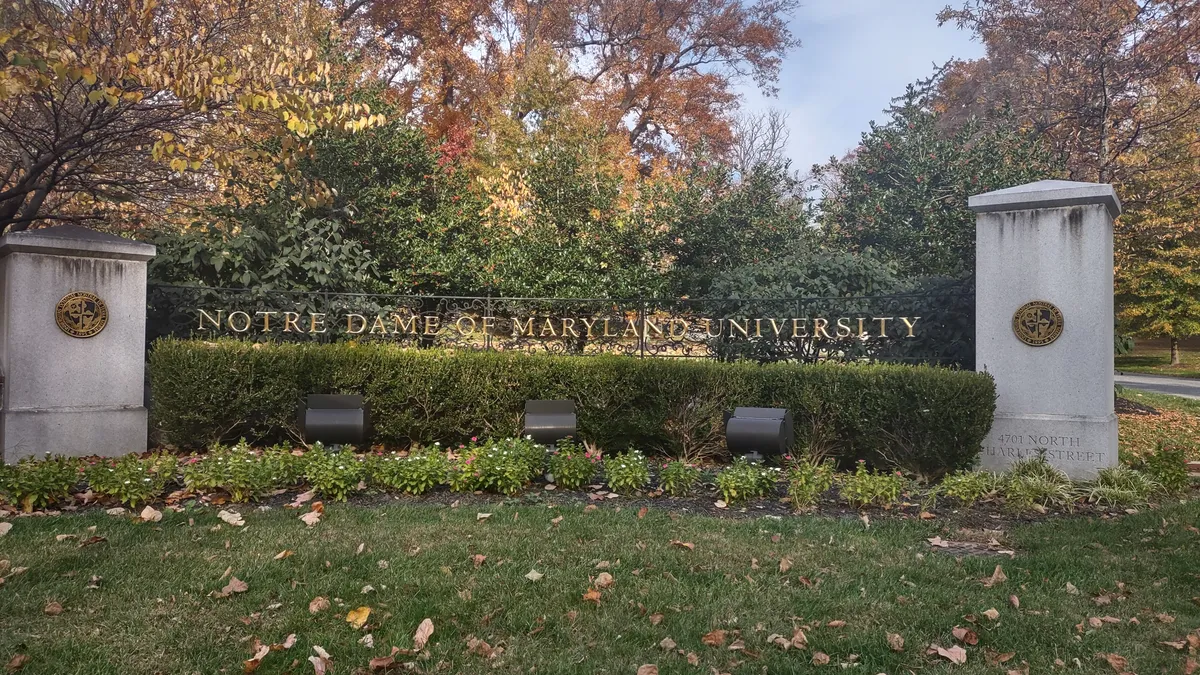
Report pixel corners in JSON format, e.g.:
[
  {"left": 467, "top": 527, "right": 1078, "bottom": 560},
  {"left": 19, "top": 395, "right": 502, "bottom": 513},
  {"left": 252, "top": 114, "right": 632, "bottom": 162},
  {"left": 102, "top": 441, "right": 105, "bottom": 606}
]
[
  {"left": 55, "top": 291, "right": 108, "bottom": 338},
  {"left": 1012, "top": 300, "right": 1063, "bottom": 347}
]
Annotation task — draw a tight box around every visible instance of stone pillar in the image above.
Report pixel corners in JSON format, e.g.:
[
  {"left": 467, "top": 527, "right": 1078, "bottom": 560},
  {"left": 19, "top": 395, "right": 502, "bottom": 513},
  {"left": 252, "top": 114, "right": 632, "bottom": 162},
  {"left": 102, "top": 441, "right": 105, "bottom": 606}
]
[
  {"left": 969, "top": 180, "right": 1120, "bottom": 479},
  {"left": 0, "top": 225, "right": 155, "bottom": 463}
]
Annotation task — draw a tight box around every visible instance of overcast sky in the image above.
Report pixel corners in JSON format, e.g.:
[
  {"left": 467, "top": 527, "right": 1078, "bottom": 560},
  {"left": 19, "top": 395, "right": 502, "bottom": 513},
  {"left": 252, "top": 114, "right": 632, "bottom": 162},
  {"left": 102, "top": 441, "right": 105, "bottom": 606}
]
[{"left": 737, "top": 0, "right": 985, "bottom": 175}]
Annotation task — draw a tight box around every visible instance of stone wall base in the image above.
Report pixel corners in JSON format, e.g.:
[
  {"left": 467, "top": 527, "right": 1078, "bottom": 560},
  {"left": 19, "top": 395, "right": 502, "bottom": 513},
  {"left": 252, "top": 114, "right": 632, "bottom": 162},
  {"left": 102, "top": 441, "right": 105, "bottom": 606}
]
[
  {"left": 978, "top": 412, "right": 1118, "bottom": 480},
  {"left": 1, "top": 407, "right": 148, "bottom": 463}
]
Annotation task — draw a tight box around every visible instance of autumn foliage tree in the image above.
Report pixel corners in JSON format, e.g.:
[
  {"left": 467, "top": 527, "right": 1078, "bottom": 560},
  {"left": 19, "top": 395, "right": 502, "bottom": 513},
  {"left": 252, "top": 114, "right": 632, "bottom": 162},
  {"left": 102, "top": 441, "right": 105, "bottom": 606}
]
[
  {"left": 0, "top": 0, "right": 384, "bottom": 232},
  {"left": 337, "top": 0, "right": 799, "bottom": 159}
]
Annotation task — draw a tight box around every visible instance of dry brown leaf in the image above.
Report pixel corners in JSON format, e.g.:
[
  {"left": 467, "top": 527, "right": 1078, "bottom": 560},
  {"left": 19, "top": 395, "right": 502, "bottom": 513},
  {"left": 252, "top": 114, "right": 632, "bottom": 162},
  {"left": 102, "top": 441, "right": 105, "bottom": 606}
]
[
  {"left": 686, "top": 652, "right": 700, "bottom": 666},
  {"left": 934, "top": 644, "right": 968, "bottom": 665},
  {"left": 927, "top": 536, "right": 951, "bottom": 548},
  {"left": 649, "top": 612, "right": 664, "bottom": 626},
  {"left": 368, "top": 647, "right": 401, "bottom": 671},
  {"left": 1099, "top": 653, "right": 1128, "bottom": 672},
  {"left": 471, "top": 554, "right": 486, "bottom": 568},
  {"left": 582, "top": 588, "right": 602, "bottom": 605},
  {"left": 299, "top": 510, "right": 321, "bottom": 527},
  {"left": 583, "top": 505, "right": 597, "bottom": 513},
  {"left": 670, "top": 540, "right": 695, "bottom": 551},
  {"left": 525, "top": 569, "right": 544, "bottom": 582},
  {"left": 43, "top": 602, "right": 63, "bottom": 616},
  {"left": 1156, "top": 613, "right": 1176, "bottom": 623},
  {"left": 550, "top": 515, "right": 564, "bottom": 526},
  {"left": 887, "top": 632, "right": 904, "bottom": 652},
  {"left": 308, "top": 646, "right": 332, "bottom": 675},
  {"left": 701, "top": 629, "right": 728, "bottom": 647},
  {"left": 244, "top": 645, "right": 270, "bottom": 673},
  {"left": 308, "top": 596, "right": 330, "bottom": 614},
  {"left": 413, "top": 618, "right": 434, "bottom": 650},
  {"left": 791, "top": 628, "right": 808, "bottom": 649},
  {"left": 595, "top": 572, "right": 614, "bottom": 589},
  {"left": 826, "top": 620, "right": 846, "bottom": 628},
  {"left": 1009, "top": 595, "right": 1020, "bottom": 609},
  {"left": 139, "top": 506, "right": 162, "bottom": 523},
  {"left": 1161, "top": 640, "right": 1187, "bottom": 650},
  {"left": 952, "top": 626, "right": 979, "bottom": 645},
  {"left": 983, "top": 608, "right": 1000, "bottom": 621},
  {"left": 811, "top": 651, "right": 830, "bottom": 665},
  {"left": 660, "top": 637, "right": 677, "bottom": 650},
  {"left": 288, "top": 490, "right": 315, "bottom": 508},
  {"left": 636, "top": 666, "right": 658, "bottom": 675},
  {"left": 273, "top": 550, "right": 294, "bottom": 560},
  {"left": 212, "top": 577, "right": 248, "bottom": 599},
  {"left": 637, "top": 507, "right": 648, "bottom": 519},
  {"left": 981, "top": 565, "right": 1007, "bottom": 588},
  {"left": 767, "top": 634, "right": 790, "bottom": 650},
  {"left": 346, "top": 606, "right": 371, "bottom": 630},
  {"left": 728, "top": 639, "right": 745, "bottom": 651},
  {"left": 218, "top": 510, "right": 245, "bottom": 527},
  {"left": 5, "top": 653, "right": 29, "bottom": 672},
  {"left": 985, "top": 648, "right": 1015, "bottom": 665},
  {"left": 779, "top": 557, "right": 792, "bottom": 573}
]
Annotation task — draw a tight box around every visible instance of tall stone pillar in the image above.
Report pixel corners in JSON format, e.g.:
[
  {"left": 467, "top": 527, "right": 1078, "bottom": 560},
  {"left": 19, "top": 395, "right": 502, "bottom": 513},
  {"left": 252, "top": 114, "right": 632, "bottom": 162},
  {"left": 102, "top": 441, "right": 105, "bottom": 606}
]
[
  {"left": 969, "top": 180, "right": 1120, "bottom": 479},
  {"left": 0, "top": 225, "right": 155, "bottom": 463}
]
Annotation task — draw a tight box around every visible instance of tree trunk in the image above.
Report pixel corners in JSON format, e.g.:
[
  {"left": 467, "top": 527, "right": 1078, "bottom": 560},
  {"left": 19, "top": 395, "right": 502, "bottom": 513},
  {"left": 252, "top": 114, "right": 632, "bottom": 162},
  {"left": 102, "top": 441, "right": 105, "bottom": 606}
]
[{"left": 1171, "top": 337, "right": 1181, "bottom": 366}]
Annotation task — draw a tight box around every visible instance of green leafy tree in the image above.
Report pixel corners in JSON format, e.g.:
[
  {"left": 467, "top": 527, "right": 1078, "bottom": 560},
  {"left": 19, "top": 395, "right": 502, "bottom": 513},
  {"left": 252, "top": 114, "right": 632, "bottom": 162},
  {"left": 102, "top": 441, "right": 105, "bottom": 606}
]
[{"left": 815, "top": 86, "right": 1061, "bottom": 278}]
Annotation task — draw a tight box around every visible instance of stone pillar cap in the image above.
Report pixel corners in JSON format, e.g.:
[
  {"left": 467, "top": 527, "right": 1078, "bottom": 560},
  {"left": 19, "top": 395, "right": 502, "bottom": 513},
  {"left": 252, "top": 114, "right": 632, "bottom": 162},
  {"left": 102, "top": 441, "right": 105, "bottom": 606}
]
[
  {"left": 0, "top": 225, "right": 156, "bottom": 261},
  {"left": 968, "top": 180, "right": 1122, "bottom": 218}
]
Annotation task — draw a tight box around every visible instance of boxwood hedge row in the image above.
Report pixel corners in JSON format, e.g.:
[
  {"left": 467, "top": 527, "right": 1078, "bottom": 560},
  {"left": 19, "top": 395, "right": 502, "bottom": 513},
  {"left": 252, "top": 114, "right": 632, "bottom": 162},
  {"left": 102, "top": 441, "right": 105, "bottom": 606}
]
[{"left": 148, "top": 339, "right": 996, "bottom": 479}]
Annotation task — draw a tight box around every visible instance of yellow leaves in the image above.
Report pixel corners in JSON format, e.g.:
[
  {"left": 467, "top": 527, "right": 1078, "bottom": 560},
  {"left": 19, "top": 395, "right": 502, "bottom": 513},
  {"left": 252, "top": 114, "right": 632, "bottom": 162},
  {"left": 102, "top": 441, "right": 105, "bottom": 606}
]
[
  {"left": 345, "top": 606, "right": 371, "bottom": 630},
  {"left": 125, "top": 52, "right": 139, "bottom": 64}
]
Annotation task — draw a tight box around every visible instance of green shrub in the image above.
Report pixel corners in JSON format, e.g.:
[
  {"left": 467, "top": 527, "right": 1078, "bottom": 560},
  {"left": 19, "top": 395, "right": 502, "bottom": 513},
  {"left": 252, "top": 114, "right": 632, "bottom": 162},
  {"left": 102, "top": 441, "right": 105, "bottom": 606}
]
[
  {"left": 1134, "top": 444, "right": 1190, "bottom": 496},
  {"left": 303, "top": 443, "right": 366, "bottom": 501},
  {"left": 938, "top": 470, "right": 1001, "bottom": 506},
  {"left": 1083, "top": 466, "right": 1161, "bottom": 508},
  {"left": 182, "top": 441, "right": 301, "bottom": 502},
  {"left": 547, "top": 439, "right": 601, "bottom": 490},
  {"left": 658, "top": 459, "right": 701, "bottom": 496},
  {"left": 1001, "top": 456, "right": 1074, "bottom": 510},
  {"left": 449, "top": 438, "right": 543, "bottom": 495},
  {"left": 0, "top": 454, "right": 80, "bottom": 511},
  {"left": 716, "top": 457, "right": 781, "bottom": 504},
  {"left": 606, "top": 449, "right": 650, "bottom": 493},
  {"left": 837, "top": 460, "right": 905, "bottom": 508},
  {"left": 86, "top": 453, "right": 177, "bottom": 507},
  {"left": 784, "top": 457, "right": 835, "bottom": 508},
  {"left": 369, "top": 446, "right": 449, "bottom": 495},
  {"left": 149, "top": 341, "right": 996, "bottom": 478}
]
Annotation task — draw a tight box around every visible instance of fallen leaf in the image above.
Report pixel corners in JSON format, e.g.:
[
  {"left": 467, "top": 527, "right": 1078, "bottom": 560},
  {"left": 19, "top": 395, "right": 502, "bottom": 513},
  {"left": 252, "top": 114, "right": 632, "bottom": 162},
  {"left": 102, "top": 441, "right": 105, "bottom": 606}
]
[
  {"left": 983, "top": 608, "right": 1000, "bottom": 621},
  {"left": 346, "top": 606, "right": 371, "bottom": 630},
  {"left": 413, "top": 618, "right": 434, "bottom": 650},
  {"left": 649, "top": 613, "right": 664, "bottom": 626},
  {"left": 212, "top": 576, "right": 248, "bottom": 599},
  {"left": 43, "top": 602, "right": 63, "bottom": 616},
  {"left": 244, "top": 644, "right": 270, "bottom": 673},
  {"left": 952, "top": 626, "right": 979, "bottom": 645},
  {"left": 981, "top": 565, "right": 1007, "bottom": 588},
  {"left": 308, "top": 646, "right": 332, "bottom": 675},
  {"left": 288, "top": 490, "right": 315, "bottom": 508},
  {"left": 715, "top": 500, "right": 727, "bottom": 509},
  {"left": 728, "top": 638, "right": 745, "bottom": 651},
  {"left": 309, "top": 596, "right": 330, "bottom": 614},
  {"left": 583, "top": 505, "right": 597, "bottom": 513},
  {"left": 5, "top": 653, "right": 29, "bottom": 672},
  {"left": 779, "top": 557, "right": 792, "bottom": 573},
  {"left": 1156, "top": 613, "right": 1176, "bottom": 623},
  {"left": 985, "top": 648, "right": 1015, "bottom": 665},
  {"left": 54, "top": 534, "right": 75, "bottom": 542},
  {"left": 1065, "top": 582, "right": 1080, "bottom": 595},
  {"left": 686, "top": 652, "right": 700, "bottom": 666},
  {"left": 525, "top": 569, "right": 544, "bottom": 582},
  {"left": 582, "top": 588, "right": 602, "bottom": 605},
  {"left": 218, "top": 510, "right": 245, "bottom": 527},
  {"left": 636, "top": 666, "right": 658, "bottom": 675},
  {"left": 767, "top": 634, "right": 790, "bottom": 650},
  {"left": 826, "top": 620, "right": 846, "bottom": 628},
  {"left": 361, "top": 584, "right": 375, "bottom": 594},
  {"left": 139, "top": 506, "right": 162, "bottom": 523},
  {"left": 476, "top": 513, "right": 492, "bottom": 521},
  {"left": 887, "top": 632, "right": 904, "bottom": 652},
  {"left": 811, "top": 651, "right": 830, "bottom": 665},
  {"left": 660, "top": 637, "right": 677, "bottom": 650},
  {"left": 791, "top": 628, "right": 808, "bottom": 649},
  {"left": 368, "top": 647, "right": 402, "bottom": 671},
  {"left": 701, "top": 629, "right": 727, "bottom": 647},
  {"left": 299, "top": 510, "right": 321, "bottom": 527},
  {"left": 1009, "top": 595, "right": 1020, "bottom": 609},
  {"left": 637, "top": 507, "right": 648, "bottom": 519},
  {"left": 78, "top": 535, "right": 106, "bottom": 548},
  {"left": 934, "top": 644, "right": 967, "bottom": 665},
  {"left": 550, "top": 515, "right": 564, "bottom": 526},
  {"left": 671, "top": 540, "right": 695, "bottom": 551},
  {"left": 1099, "top": 653, "right": 1128, "bottom": 672},
  {"left": 105, "top": 507, "right": 125, "bottom": 516},
  {"left": 595, "top": 572, "right": 615, "bottom": 589},
  {"left": 358, "top": 634, "right": 374, "bottom": 648},
  {"left": 274, "top": 550, "right": 294, "bottom": 560},
  {"left": 472, "top": 554, "right": 486, "bottom": 568},
  {"left": 1161, "top": 640, "right": 1187, "bottom": 650}
]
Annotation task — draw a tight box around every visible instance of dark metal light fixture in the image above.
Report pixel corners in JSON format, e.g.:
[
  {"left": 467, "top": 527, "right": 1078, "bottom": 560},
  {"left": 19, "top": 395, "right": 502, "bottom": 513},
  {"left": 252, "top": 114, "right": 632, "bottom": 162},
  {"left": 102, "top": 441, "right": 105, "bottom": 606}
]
[
  {"left": 299, "top": 394, "right": 370, "bottom": 446},
  {"left": 523, "top": 399, "right": 577, "bottom": 445},
  {"left": 725, "top": 407, "right": 793, "bottom": 460}
]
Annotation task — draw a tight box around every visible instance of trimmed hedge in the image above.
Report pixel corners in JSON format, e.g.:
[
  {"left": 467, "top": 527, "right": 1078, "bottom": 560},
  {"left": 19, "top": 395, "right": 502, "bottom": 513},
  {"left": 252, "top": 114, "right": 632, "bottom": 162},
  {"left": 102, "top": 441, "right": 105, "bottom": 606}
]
[{"left": 148, "top": 340, "right": 996, "bottom": 478}]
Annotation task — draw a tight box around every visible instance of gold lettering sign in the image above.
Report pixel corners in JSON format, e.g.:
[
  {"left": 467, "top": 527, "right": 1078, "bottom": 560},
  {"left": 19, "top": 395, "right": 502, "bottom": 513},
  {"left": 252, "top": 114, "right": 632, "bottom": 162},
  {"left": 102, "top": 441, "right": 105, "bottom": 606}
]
[
  {"left": 1012, "top": 300, "right": 1063, "bottom": 347},
  {"left": 56, "top": 291, "right": 109, "bottom": 338}
]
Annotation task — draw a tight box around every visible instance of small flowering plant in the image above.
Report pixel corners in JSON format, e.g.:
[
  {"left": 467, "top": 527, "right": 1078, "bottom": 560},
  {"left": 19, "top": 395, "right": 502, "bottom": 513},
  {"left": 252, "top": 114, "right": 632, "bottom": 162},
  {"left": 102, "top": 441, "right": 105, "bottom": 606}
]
[
  {"left": 605, "top": 448, "right": 650, "bottom": 494},
  {"left": 85, "top": 452, "right": 177, "bottom": 507},
  {"left": 0, "top": 453, "right": 81, "bottom": 512},
  {"left": 658, "top": 459, "right": 700, "bottom": 496},
  {"left": 448, "top": 437, "right": 545, "bottom": 495},
  {"left": 182, "top": 440, "right": 301, "bottom": 502},
  {"left": 783, "top": 455, "right": 836, "bottom": 508},
  {"left": 303, "top": 442, "right": 366, "bottom": 501},
  {"left": 836, "top": 460, "right": 905, "bottom": 508},
  {"left": 716, "top": 457, "right": 781, "bottom": 504},
  {"left": 547, "top": 438, "right": 601, "bottom": 490},
  {"left": 369, "top": 445, "right": 449, "bottom": 495}
]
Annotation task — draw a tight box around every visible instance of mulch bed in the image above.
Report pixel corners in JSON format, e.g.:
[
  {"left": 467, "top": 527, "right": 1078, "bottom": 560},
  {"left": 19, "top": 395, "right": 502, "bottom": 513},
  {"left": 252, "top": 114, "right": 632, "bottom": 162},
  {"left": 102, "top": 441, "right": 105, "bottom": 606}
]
[{"left": 1117, "top": 396, "right": 1160, "bottom": 416}]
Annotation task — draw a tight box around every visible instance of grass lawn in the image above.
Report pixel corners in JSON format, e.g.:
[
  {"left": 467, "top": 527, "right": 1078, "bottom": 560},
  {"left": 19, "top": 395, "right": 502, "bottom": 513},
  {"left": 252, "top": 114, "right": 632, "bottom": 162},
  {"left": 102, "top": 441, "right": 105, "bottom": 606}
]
[
  {"left": 1118, "top": 390, "right": 1200, "bottom": 460},
  {"left": 2, "top": 498, "right": 1199, "bottom": 674},
  {"left": 1116, "top": 343, "right": 1200, "bottom": 380}
]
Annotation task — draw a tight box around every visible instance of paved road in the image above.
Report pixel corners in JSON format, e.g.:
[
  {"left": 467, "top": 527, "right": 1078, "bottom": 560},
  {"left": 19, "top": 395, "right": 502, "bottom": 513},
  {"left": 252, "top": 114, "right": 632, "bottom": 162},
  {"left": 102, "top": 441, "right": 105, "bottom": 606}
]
[{"left": 1115, "top": 372, "right": 1200, "bottom": 400}]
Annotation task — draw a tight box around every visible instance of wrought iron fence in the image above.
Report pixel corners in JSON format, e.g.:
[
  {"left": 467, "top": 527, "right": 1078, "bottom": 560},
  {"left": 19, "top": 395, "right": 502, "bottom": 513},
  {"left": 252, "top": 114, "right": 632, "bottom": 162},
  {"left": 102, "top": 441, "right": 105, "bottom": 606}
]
[{"left": 147, "top": 281, "right": 975, "bottom": 367}]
